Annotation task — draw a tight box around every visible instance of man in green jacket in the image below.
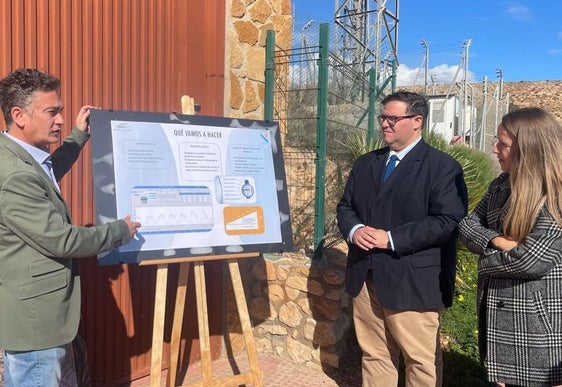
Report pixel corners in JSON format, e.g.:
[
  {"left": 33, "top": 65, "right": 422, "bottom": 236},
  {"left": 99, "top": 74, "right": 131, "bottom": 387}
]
[{"left": 0, "top": 68, "right": 141, "bottom": 386}]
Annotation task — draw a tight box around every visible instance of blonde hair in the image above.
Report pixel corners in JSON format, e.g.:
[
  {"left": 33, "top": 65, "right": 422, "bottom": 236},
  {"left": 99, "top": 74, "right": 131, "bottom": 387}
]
[{"left": 502, "top": 107, "right": 562, "bottom": 241}]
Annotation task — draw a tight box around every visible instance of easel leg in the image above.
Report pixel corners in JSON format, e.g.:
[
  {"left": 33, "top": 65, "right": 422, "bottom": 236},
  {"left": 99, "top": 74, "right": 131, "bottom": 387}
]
[
  {"left": 144, "top": 254, "right": 262, "bottom": 386},
  {"left": 166, "top": 262, "right": 191, "bottom": 387},
  {"left": 228, "top": 259, "right": 264, "bottom": 387},
  {"left": 194, "top": 261, "right": 213, "bottom": 384},
  {"left": 150, "top": 264, "right": 168, "bottom": 387}
]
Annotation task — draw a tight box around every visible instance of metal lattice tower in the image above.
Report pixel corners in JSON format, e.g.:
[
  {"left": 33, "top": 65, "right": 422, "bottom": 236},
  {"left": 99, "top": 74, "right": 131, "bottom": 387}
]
[{"left": 334, "top": 0, "right": 400, "bottom": 95}]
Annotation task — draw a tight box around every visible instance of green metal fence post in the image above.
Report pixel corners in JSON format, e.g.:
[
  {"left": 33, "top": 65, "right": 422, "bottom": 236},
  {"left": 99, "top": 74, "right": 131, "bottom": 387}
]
[
  {"left": 313, "top": 23, "right": 329, "bottom": 259},
  {"left": 367, "top": 68, "right": 377, "bottom": 145},
  {"left": 264, "top": 30, "right": 275, "bottom": 121}
]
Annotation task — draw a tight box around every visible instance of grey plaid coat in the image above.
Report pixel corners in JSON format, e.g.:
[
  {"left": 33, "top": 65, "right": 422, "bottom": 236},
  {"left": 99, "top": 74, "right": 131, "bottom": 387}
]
[{"left": 459, "top": 173, "right": 562, "bottom": 386}]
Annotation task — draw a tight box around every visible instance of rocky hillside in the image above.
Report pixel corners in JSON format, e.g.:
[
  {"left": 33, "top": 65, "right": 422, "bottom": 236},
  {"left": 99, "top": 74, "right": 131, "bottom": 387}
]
[
  {"left": 503, "top": 80, "right": 562, "bottom": 121},
  {"left": 409, "top": 80, "right": 562, "bottom": 121}
]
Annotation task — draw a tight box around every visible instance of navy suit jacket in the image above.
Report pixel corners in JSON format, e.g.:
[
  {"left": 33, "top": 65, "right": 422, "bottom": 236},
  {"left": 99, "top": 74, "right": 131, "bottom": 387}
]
[{"left": 337, "top": 138, "right": 468, "bottom": 310}]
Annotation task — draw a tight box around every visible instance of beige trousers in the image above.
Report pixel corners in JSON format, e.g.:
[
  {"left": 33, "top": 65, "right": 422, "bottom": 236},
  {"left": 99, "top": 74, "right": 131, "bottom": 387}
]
[{"left": 353, "top": 279, "right": 443, "bottom": 387}]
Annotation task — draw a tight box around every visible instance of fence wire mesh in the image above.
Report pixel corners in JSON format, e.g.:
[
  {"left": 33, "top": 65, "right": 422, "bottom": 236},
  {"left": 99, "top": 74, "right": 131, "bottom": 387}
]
[
  {"left": 274, "top": 23, "right": 376, "bottom": 253},
  {"left": 273, "top": 18, "right": 506, "bottom": 254}
]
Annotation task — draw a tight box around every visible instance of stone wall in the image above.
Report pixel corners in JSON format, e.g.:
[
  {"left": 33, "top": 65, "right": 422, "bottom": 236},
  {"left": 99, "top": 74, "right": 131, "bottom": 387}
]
[
  {"left": 225, "top": 0, "right": 292, "bottom": 140},
  {"left": 223, "top": 0, "right": 353, "bottom": 371},
  {"left": 225, "top": 245, "right": 353, "bottom": 370}
]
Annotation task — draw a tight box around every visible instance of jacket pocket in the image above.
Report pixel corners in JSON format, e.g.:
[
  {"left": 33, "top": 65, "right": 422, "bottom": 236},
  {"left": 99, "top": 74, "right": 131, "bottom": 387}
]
[
  {"left": 533, "top": 291, "right": 554, "bottom": 334},
  {"left": 29, "top": 259, "right": 65, "bottom": 277},
  {"left": 20, "top": 270, "right": 68, "bottom": 300}
]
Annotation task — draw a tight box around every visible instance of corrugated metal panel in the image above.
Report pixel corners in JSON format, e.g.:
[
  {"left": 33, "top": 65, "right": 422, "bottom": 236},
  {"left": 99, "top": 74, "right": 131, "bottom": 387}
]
[{"left": 0, "top": 0, "right": 225, "bottom": 384}]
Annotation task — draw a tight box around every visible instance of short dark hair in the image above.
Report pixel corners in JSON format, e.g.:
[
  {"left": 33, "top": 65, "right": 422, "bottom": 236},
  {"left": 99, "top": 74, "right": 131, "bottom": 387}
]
[
  {"left": 0, "top": 68, "right": 61, "bottom": 126},
  {"left": 381, "top": 91, "right": 428, "bottom": 123}
]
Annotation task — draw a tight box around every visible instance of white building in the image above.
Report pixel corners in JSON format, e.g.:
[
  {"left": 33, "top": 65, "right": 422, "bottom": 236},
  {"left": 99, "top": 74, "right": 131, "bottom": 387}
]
[{"left": 427, "top": 94, "right": 459, "bottom": 143}]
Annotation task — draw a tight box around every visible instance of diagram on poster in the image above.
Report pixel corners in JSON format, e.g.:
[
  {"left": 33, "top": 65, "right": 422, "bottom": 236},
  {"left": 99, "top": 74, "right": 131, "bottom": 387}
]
[{"left": 90, "top": 110, "right": 293, "bottom": 264}]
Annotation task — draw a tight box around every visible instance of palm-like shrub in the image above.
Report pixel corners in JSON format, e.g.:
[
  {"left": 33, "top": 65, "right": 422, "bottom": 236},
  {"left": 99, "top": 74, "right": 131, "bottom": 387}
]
[{"left": 422, "top": 131, "right": 496, "bottom": 212}]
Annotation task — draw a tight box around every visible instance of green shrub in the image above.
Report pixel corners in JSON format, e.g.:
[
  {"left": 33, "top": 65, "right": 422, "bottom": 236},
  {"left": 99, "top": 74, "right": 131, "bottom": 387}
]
[
  {"left": 442, "top": 250, "right": 479, "bottom": 359},
  {"left": 424, "top": 131, "right": 496, "bottom": 212},
  {"left": 441, "top": 249, "right": 491, "bottom": 386}
]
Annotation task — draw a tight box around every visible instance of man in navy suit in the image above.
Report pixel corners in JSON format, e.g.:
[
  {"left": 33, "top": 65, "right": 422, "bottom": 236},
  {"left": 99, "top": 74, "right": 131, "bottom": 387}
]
[{"left": 337, "top": 91, "right": 468, "bottom": 386}]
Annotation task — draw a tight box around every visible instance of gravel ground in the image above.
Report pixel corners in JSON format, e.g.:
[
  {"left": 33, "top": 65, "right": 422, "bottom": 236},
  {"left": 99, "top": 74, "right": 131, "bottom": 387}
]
[{"left": 0, "top": 346, "right": 362, "bottom": 387}]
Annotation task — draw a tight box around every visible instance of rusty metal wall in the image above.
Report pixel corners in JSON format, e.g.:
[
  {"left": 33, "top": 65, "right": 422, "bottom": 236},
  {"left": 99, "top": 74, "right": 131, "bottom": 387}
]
[{"left": 0, "top": 0, "right": 225, "bottom": 384}]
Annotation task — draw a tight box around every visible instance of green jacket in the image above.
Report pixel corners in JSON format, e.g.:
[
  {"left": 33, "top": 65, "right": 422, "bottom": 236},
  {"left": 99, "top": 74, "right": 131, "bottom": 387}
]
[{"left": 0, "top": 128, "right": 130, "bottom": 351}]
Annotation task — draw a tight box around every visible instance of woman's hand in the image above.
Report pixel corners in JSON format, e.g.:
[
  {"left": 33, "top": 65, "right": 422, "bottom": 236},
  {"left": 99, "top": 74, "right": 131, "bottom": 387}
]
[{"left": 490, "top": 235, "right": 519, "bottom": 251}]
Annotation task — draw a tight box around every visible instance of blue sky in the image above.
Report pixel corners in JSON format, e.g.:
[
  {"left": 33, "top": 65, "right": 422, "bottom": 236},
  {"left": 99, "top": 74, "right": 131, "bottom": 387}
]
[{"left": 291, "top": 1, "right": 562, "bottom": 82}]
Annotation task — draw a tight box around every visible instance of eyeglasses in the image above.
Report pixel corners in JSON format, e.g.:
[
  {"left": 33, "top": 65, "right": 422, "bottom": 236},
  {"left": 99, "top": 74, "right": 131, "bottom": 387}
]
[{"left": 377, "top": 114, "right": 418, "bottom": 126}]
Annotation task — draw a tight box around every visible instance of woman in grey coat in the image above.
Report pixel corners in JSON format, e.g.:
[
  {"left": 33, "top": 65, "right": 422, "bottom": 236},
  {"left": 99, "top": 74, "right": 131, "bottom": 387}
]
[{"left": 459, "top": 107, "right": 562, "bottom": 387}]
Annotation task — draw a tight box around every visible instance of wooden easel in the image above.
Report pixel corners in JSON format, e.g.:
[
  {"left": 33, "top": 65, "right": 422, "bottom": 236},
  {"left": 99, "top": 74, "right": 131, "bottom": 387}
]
[
  {"left": 142, "top": 96, "right": 264, "bottom": 386},
  {"left": 141, "top": 254, "right": 263, "bottom": 386}
]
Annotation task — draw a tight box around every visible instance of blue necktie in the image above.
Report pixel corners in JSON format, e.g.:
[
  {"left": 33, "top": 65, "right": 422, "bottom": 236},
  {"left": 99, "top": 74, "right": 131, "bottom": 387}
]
[{"left": 383, "top": 155, "right": 398, "bottom": 182}]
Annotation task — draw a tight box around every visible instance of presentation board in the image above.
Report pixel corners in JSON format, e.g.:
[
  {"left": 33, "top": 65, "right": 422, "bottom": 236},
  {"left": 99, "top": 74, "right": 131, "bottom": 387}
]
[{"left": 89, "top": 110, "right": 293, "bottom": 264}]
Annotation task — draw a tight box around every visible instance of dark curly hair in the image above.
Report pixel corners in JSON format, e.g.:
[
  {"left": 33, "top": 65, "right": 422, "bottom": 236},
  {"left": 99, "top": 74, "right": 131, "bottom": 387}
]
[{"left": 0, "top": 68, "right": 60, "bottom": 126}]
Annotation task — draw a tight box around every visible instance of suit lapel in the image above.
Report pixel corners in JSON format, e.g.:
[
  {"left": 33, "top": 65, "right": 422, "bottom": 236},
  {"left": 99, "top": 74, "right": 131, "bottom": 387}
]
[
  {"left": 370, "top": 151, "right": 387, "bottom": 194},
  {"left": 32, "top": 162, "right": 67, "bottom": 202},
  {"left": 377, "top": 139, "right": 428, "bottom": 198},
  {"left": 0, "top": 134, "right": 71, "bottom": 219}
]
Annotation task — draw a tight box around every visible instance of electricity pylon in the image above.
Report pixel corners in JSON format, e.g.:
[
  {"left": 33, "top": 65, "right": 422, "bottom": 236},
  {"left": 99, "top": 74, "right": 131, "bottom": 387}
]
[{"left": 334, "top": 0, "right": 400, "bottom": 99}]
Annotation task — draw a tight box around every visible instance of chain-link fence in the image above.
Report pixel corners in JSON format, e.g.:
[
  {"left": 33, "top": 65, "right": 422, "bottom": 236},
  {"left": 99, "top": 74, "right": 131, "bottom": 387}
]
[
  {"left": 395, "top": 42, "right": 509, "bottom": 154},
  {"left": 269, "top": 20, "right": 508, "bottom": 256},
  {"left": 270, "top": 22, "right": 383, "bottom": 255},
  {"left": 404, "top": 81, "right": 509, "bottom": 154}
]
